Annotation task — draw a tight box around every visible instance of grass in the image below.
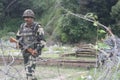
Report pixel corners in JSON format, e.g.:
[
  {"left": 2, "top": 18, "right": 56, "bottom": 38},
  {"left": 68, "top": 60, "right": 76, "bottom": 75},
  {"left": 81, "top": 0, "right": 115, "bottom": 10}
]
[
  {"left": 0, "top": 45, "right": 96, "bottom": 62},
  {"left": 41, "top": 53, "right": 59, "bottom": 58},
  {"left": 3, "top": 64, "right": 120, "bottom": 80},
  {"left": 41, "top": 52, "right": 96, "bottom": 62},
  {"left": 32, "top": 66, "right": 90, "bottom": 80},
  {"left": 0, "top": 44, "right": 97, "bottom": 79},
  {"left": 0, "top": 65, "right": 91, "bottom": 80}
]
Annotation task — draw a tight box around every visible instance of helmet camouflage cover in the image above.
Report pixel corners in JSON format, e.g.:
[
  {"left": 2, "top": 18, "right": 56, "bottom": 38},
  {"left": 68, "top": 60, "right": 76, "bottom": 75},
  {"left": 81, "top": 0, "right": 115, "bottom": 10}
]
[{"left": 22, "top": 9, "right": 35, "bottom": 18}]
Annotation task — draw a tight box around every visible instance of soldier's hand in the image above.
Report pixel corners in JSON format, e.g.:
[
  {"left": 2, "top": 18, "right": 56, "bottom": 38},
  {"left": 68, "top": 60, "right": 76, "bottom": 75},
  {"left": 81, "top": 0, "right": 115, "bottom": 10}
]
[
  {"left": 16, "top": 43, "right": 20, "bottom": 49},
  {"left": 31, "top": 50, "right": 37, "bottom": 56},
  {"left": 9, "top": 37, "right": 17, "bottom": 43},
  {"left": 27, "top": 48, "right": 37, "bottom": 56},
  {"left": 41, "top": 40, "right": 46, "bottom": 48}
]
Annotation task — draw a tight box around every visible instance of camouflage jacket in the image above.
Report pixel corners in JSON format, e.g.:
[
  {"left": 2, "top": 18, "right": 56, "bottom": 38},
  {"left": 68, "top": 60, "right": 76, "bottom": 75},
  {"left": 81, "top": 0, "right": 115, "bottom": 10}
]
[{"left": 16, "top": 22, "right": 46, "bottom": 50}]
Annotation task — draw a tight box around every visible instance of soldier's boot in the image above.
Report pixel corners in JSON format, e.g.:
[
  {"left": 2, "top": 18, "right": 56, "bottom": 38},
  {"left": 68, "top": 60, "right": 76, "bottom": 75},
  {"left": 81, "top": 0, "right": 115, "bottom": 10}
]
[
  {"left": 27, "top": 76, "right": 37, "bottom": 80},
  {"left": 27, "top": 77, "right": 32, "bottom": 80},
  {"left": 32, "top": 78, "right": 37, "bottom": 80}
]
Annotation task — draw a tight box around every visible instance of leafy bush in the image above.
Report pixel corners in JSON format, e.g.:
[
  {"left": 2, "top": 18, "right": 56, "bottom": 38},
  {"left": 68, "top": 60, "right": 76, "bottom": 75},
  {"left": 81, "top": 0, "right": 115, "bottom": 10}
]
[
  {"left": 59, "top": 14, "right": 97, "bottom": 43},
  {"left": 0, "top": 18, "right": 22, "bottom": 37}
]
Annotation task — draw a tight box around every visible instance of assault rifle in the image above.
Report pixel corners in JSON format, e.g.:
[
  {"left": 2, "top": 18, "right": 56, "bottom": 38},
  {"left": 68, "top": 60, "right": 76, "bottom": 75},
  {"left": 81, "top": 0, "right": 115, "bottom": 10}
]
[{"left": 9, "top": 37, "right": 37, "bottom": 56}]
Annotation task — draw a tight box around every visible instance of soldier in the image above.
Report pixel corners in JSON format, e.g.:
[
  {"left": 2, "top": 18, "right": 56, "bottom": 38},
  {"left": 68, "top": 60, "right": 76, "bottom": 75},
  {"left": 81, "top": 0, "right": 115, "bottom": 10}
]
[{"left": 16, "top": 9, "right": 46, "bottom": 80}]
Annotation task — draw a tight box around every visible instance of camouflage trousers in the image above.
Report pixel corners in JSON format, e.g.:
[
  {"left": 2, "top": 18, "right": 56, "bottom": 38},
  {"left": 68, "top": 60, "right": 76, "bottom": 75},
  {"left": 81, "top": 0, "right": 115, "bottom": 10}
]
[{"left": 22, "top": 52, "right": 37, "bottom": 80}]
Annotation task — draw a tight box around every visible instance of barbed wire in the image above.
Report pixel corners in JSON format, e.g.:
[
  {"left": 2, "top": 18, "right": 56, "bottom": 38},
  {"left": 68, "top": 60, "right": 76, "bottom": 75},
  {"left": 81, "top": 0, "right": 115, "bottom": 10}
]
[
  {"left": 60, "top": 5, "right": 120, "bottom": 80},
  {"left": 1, "top": 1, "right": 120, "bottom": 80},
  {"left": 0, "top": 38, "right": 25, "bottom": 80}
]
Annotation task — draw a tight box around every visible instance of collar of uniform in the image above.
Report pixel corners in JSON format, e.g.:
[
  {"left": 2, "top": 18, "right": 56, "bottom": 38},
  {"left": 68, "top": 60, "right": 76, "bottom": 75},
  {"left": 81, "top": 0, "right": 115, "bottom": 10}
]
[{"left": 25, "top": 22, "right": 35, "bottom": 28}]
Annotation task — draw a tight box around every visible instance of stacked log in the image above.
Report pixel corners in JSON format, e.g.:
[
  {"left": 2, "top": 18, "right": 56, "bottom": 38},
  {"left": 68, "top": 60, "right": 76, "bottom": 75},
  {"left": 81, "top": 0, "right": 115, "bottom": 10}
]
[
  {"left": 75, "top": 44, "right": 97, "bottom": 57},
  {"left": 61, "top": 44, "right": 97, "bottom": 57}
]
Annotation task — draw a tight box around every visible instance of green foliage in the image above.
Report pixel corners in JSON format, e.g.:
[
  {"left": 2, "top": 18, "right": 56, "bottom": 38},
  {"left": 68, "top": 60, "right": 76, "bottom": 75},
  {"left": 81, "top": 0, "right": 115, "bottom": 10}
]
[
  {"left": 61, "top": 33, "right": 69, "bottom": 43},
  {"left": 98, "top": 30, "right": 106, "bottom": 34},
  {"left": 59, "top": 14, "right": 97, "bottom": 43},
  {"left": 0, "top": 18, "right": 22, "bottom": 37},
  {"left": 111, "top": 1, "right": 120, "bottom": 21},
  {"left": 61, "top": 0, "right": 80, "bottom": 13},
  {"left": 40, "top": 1, "right": 64, "bottom": 42},
  {"left": 97, "top": 41, "right": 110, "bottom": 49},
  {"left": 97, "top": 29, "right": 106, "bottom": 39},
  {"left": 0, "top": 2, "right": 3, "bottom": 16},
  {"left": 93, "top": 21, "right": 98, "bottom": 26},
  {"left": 0, "top": 0, "right": 119, "bottom": 44},
  {"left": 82, "top": 0, "right": 118, "bottom": 25},
  {"left": 111, "top": 1, "right": 120, "bottom": 37}
]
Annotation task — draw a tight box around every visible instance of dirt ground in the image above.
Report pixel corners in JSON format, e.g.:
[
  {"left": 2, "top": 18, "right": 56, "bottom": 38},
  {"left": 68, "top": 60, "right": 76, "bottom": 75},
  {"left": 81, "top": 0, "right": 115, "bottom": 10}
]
[{"left": 0, "top": 65, "right": 86, "bottom": 80}]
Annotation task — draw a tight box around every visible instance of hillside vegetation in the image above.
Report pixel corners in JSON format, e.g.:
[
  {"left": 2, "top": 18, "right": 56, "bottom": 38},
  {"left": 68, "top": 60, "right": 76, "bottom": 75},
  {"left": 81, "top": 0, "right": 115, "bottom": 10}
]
[{"left": 0, "top": 0, "right": 119, "bottom": 44}]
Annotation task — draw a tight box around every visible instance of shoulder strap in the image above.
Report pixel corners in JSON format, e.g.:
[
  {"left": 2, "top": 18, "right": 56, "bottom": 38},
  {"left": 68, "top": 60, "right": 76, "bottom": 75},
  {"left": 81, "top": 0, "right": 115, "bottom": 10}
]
[
  {"left": 19, "top": 23, "right": 26, "bottom": 33},
  {"left": 19, "top": 22, "right": 40, "bottom": 34},
  {"left": 33, "top": 22, "right": 39, "bottom": 32}
]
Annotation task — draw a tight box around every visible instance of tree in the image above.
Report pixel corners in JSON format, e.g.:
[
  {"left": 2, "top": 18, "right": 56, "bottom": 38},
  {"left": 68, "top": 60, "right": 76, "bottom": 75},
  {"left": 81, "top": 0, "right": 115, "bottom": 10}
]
[
  {"left": 58, "top": 0, "right": 119, "bottom": 43},
  {"left": 79, "top": 0, "right": 118, "bottom": 25},
  {"left": 59, "top": 14, "right": 97, "bottom": 43},
  {"left": 0, "top": 1, "right": 5, "bottom": 29},
  {"left": 111, "top": 0, "right": 120, "bottom": 37},
  {"left": 2, "top": 0, "right": 33, "bottom": 18}
]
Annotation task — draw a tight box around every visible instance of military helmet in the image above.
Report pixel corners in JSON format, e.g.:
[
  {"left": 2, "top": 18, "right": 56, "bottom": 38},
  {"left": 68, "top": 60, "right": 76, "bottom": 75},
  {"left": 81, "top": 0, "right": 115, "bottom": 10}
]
[{"left": 22, "top": 9, "right": 35, "bottom": 18}]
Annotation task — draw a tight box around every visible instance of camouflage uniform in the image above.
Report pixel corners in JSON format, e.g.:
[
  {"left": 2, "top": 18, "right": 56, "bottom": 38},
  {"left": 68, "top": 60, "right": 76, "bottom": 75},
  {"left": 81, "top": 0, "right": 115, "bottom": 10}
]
[{"left": 16, "top": 9, "right": 45, "bottom": 80}]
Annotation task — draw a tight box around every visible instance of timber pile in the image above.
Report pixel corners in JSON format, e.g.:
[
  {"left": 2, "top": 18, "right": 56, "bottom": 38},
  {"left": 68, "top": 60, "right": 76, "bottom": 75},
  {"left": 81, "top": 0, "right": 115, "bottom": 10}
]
[
  {"left": 61, "top": 44, "right": 97, "bottom": 57},
  {"left": 75, "top": 44, "right": 97, "bottom": 57}
]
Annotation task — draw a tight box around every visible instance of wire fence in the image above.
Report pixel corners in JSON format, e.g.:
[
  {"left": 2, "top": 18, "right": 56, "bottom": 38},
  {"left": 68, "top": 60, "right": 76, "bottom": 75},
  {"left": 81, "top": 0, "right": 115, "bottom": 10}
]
[
  {"left": 1, "top": 1, "right": 120, "bottom": 79},
  {"left": 94, "top": 36, "right": 120, "bottom": 80},
  {"left": 0, "top": 38, "right": 82, "bottom": 80}
]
